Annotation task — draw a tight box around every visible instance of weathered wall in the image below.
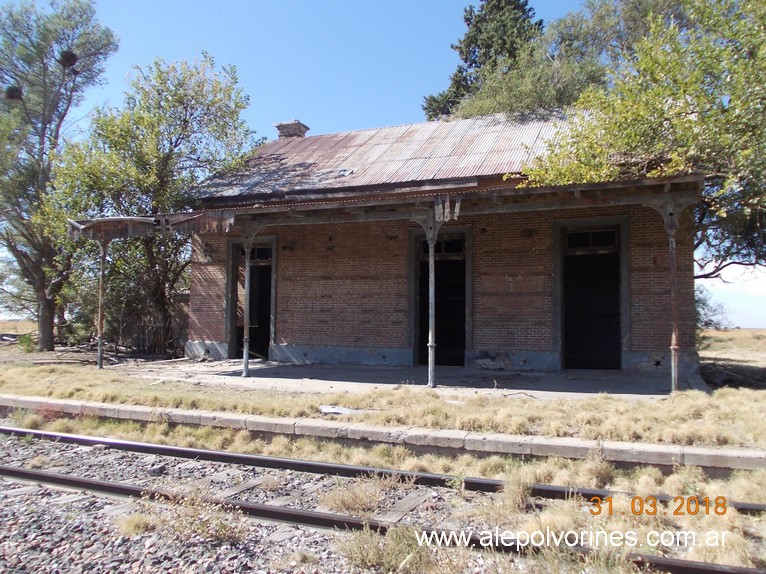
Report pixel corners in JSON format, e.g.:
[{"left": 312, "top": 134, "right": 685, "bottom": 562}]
[
  {"left": 186, "top": 204, "right": 697, "bottom": 372},
  {"left": 273, "top": 221, "right": 408, "bottom": 346},
  {"left": 186, "top": 233, "right": 229, "bottom": 358}
]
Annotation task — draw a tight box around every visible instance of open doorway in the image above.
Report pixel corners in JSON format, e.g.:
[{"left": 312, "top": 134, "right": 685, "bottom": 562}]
[
  {"left": 235, "top": 246, "right": 273, "bottom": 359},
  {"left": 562, "top": 227, "right": 621, "bottom": 369},
  {"left": 416, "top": 235, "right": 466, "bottom": 366}
]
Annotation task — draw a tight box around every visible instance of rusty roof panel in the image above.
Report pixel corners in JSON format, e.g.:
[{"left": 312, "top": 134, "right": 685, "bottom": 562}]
[{"left": 193, "top": 112, "right": 565, "bottom": 200}]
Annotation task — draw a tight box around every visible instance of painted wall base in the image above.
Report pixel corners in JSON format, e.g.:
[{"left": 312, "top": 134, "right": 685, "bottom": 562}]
[
  {"left": 622, "top": 350, "right": 705, "bottom": 389},
  {"left": 185, "top": 341, "right": 229, "bottom": 360},
  {"left": 621, "top": 350, "right": 700, "bottom": 372},
  {"left": 467, "top": 349, "right": 560, "bottom": 372},
  {"left": 185, "top": 341, "right": 704, "bottom": 390},
  {"left": 270, "top": 344, "right": 412, "bottom": 366}
]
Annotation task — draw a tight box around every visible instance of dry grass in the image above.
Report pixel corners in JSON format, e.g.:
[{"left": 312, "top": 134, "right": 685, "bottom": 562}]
[
  {"left": 340, "top": 525, "right": 433, "bottom": 574},
  {"left": 25, "top": 455, "right": 49, "bottom": 469},
  {"left": 319, "top": 478, "right": 381, "bottom": 516},
  {"left": 16, "top": 414, "right": 765, "bottom": 569},
  {"left": 528, "top": 545, "right": 643, "bottom": 574},
  {"left": 3, "top": 362, "right": 766, "bottom": 448},
  {"left": 115, "top": 512, "right": 156, "bottom": 536},
  {"left": 702, "top": 328, "right": 766, "bottom": 354},
  {"left": 137, "top": 483, "right": 248, "bottom": 544},
  {"left": 19, "top": 415, "right": 766, "bottom": 507},
  {"left": 0, "top": 320, "right": 36, "bottom": 334},
  {"left": 319, "top": 473, "right": 414, "bottom": 516}
]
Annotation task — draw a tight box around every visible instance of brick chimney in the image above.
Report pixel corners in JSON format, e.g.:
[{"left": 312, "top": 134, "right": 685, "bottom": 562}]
[{"left": 275, "top": 120, "right": 310, "bottom": 139}]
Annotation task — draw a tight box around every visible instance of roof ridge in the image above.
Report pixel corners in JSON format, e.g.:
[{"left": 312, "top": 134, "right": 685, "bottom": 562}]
[{"left": 289, "top": 112, "right": 523, "bottom": 141}]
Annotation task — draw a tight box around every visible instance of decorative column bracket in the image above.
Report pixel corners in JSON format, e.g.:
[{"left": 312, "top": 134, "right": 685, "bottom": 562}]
[
  {"left": 643, "top": 197, "right": 697, "bottom": 393},
  {"left": 434, "top": 194, "right": 461, "bottom": 224},
  {"left": 411, "top": 196, "right": 461, "bottom": 388}
]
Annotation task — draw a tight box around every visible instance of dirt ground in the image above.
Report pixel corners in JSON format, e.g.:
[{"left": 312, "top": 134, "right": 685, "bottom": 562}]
[
  {"left": 0, "top": 328, "right": 764, "bottom": 393},
  {"left": 698, "top": 328, "right": 766, "bottom": 390}
]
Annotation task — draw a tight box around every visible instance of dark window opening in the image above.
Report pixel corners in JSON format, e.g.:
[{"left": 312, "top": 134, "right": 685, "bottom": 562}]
[
  {"left": 241, "top": 247, "right": 273, "bottom": 261},
  {"left": 565, "top": 229, "right": 618, "bottom": 253},
  {"left": 420, "top": 236, "right": 465, "bottom": 256}
]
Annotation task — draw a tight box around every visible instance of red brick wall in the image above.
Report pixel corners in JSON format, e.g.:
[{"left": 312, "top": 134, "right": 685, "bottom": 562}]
[
  {"left": 627, "top": 205, "right": 696, "bottom": 351},
  {"left": 466, "top": 204, "right": 695, "bottom": 354},
  {"left": 468, "top": 211, "right": 554, "bottom": 352},
  {"left": 272, "top": 221, "right": 409, "bottom": 347},
  {"left": 188, "top": 233, "right": 228, "bottom": 343},
  {"left": 187, "top": 203, "right": 696, "bottom": 361}
]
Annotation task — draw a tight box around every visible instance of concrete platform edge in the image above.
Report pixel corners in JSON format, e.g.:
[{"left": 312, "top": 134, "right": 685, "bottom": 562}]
[{"left": 0, "top": 394, "right": 762, "bottom": 472}]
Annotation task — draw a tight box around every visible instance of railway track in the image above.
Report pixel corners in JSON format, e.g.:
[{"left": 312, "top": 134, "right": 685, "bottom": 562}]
[
  {"left": 1, "top": 426, "right": 764, "bottom": 514},
  {"left": 1, "top": 426, "right": 764, "bottom": 574}
]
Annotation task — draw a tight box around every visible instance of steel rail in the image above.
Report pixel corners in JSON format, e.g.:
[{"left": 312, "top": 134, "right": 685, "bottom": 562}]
[
  {"left": 0, "top": 464, "right": 762, "bottom": 574},
  {"left": 1, "top": 426, "right": 764, "bottom": 515}
]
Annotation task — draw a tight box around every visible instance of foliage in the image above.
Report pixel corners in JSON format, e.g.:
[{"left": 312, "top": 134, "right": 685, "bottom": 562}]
[
  {"left": 695, "top": 284, "right": 729, "bottom": 349},
  {"left": 422, "top": 0, "right": 542, "bottom": 119},
  {"left": 58, "top": 53, "right": 256, "bottom": 350},
  {"left": 458, "top": 0, "right": 692, "bottom": 117},
  {"left": 0, "top": 256, "right": 36, "bottom": 317},
  {"left": 16, "top": 333, "right": 35, "bottom": 353},
  {"left": 525, "top": 0, "right": 766, "bottom": 277},
  {"left": 0, "top": 0, "right": 117, "bottom": 350}
]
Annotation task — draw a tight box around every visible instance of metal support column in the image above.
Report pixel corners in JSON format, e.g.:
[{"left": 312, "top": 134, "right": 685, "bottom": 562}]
[
  {"left": 426, "top": 233, "right": 437, "bottom": 388},
  {"left": 646, "top": 197, "right": 694, "bottom": 393},
  {"left": 242, "top": 234, "right": 255, "bottom": 377},
  {"left": 412, "top": 195, "right": 460, "bottom": 388},
  {"left": 96, "top": 238, "right": 110, "bottom": 370},
  {"left": 667, "top": 220, "right": 680, "bottom": 393}
]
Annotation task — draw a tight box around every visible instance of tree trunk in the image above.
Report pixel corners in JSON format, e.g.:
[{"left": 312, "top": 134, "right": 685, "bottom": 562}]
[
  {"left": 37, "top": 296, "right": 56, "bottom": 351},
  {"left": 154, "top": 296, "right": 173, "bottom": 355}
]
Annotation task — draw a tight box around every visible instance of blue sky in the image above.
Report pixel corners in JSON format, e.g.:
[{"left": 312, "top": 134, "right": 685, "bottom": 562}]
[
  {"left": 6, "top": 0, "right": 765, "bottom": 327},
  {"left": 72, "top": 0, "right": 582, "bottom": 140}
]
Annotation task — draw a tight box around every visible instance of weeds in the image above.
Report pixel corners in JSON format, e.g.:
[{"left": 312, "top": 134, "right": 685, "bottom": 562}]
[
  {"left": 319, "top": 477, "right": 380, "bottom": 515},
  {"left": 446, "top": 471, "right": 466, "bottom": 498},
  {"left": 340, "top": 525, "right": 432, "bottom": 574},
  {"left": 319, "top": 473, "right": 412, "bottom": 516},
  {"left": 3, "top": 362, "right": 766, "bottom": 448},
  {"left": 115, "top": 512, "right": 156, "bottom": 536},
  {"left": 25, "top": 455, "right": 48, "bottom": 469},
  {"left": 16, "top": 334, "right": 35, "bottom": 353},
  {"left": 133, "top": 483, "right": 247, "bottom": 544}
]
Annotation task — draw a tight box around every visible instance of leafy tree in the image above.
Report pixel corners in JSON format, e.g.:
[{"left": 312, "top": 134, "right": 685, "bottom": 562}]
[
  {"left": 59, "top": 54, "right": 256, "bottom": 351},
  {"left": 694, "top": 284, "right": 728, "bottom": 349},
  {"left": 0, "top": 0, "right": 117, "bottom": 350},
  {"left": 423, "top": 0, "right": 542, "bottom": 119},
  {"left": 524, "top": 0, "right": 766, "bottom": 278},
  {"left": 457, "top": 0, "right": 690, "bottom": 117}
]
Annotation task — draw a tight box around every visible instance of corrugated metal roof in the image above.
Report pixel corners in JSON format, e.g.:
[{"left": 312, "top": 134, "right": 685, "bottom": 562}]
[{"left": 194, "top": 112, "right": 563, "bottom": 201}]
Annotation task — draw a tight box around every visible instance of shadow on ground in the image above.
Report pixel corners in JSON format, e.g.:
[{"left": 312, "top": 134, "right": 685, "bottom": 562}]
[{"left": 214, "top": 361, "right": 686, "bottom": 396}]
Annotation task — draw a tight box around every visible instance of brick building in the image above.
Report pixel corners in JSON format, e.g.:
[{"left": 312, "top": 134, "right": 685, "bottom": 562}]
[{"left": 183, "top": 114, "right": 702, "bottom": 384}]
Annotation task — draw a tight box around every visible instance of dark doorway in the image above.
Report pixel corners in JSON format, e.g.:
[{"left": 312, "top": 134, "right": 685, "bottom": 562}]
[
  {"left": 236, "top": 247, "right": 272, "bottom": 359},
  {"left": 563, "top": 228, "right": 621, "bottom": 369},
  {"left": 417, "top": 236, "right": 466, "bottom": 366}
]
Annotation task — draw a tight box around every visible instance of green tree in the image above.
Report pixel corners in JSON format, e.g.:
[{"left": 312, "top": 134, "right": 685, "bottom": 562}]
[
  {"left": 423, "top": 0, "right": 542, "bottom": 119},
  {"left": 0, "top": 0, "right": 117, "bottom": 350},
  {"left": 59, "top": 54, "right": 256, "bottom": 351},
  {"left": 458, "top": 0, "right": 690, "bottom": 117},
  {"left": 524, "top": 0, "right": 766, "bottom": 278}
]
